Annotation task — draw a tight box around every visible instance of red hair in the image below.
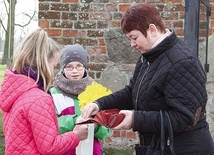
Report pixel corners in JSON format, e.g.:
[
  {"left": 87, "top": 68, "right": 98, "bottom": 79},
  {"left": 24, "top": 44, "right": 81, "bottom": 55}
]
[{"left": 121, "top": 2, "right": 166, "bottom": 37}]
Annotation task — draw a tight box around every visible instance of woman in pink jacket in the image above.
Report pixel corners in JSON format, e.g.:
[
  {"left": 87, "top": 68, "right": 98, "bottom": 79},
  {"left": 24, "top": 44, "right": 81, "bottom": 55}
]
[{"left": 0, "top": 28, "right": 88, "bottom": 155}]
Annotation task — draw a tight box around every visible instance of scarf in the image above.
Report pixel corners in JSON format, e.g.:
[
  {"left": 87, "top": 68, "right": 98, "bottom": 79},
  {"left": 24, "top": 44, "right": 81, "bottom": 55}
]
[
  {"left": 14, "top": 64, "right": 44, "bottom": 90},
  {"left": 53, "top": 71, "right": 94, "bottom": 98}
]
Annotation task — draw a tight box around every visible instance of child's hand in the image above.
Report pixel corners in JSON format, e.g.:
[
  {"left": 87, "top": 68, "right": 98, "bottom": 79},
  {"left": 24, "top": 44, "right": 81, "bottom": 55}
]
[
  {"left": 73, "top": 124, "right": 88, "bottom": 140},
  {"left": 76, "top": 115, "right": 88, "bottom": 124}
]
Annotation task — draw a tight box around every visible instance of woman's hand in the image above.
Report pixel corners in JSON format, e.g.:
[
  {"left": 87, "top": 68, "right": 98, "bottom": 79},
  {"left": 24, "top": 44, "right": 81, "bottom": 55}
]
[
  {"left": 112, "top": 110, "right": 134, "bottom": 130},
  {"left": 76, "top": 115, "right": 87, "bottom": 124},
  {"left": 81, "top": 102, "right": 99, "bottom": 119}
]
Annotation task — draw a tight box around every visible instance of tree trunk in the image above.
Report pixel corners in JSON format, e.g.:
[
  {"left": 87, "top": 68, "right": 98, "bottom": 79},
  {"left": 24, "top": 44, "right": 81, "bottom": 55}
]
[{"left": 2, "top": 0, "right": 16, "bottom": 67}]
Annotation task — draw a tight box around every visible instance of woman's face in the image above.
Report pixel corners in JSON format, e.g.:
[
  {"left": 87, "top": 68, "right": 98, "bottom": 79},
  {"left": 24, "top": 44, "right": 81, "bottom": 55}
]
[
  {"left": 63, "top": 61, "right": 85, "bottom": 80},
  {"left": 126, "top": 29, "right": 155, "bottom": 54}
]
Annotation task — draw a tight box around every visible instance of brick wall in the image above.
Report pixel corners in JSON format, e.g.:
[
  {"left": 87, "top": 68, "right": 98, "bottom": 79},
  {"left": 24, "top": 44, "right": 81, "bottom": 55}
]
[{"left": 38, "top": 0, "right": 214, "bottom": 150}]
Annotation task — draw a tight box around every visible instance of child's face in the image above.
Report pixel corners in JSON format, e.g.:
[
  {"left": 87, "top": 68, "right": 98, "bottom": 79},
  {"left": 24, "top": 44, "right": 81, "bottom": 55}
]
[{"left": 63, "top": 61, "right": 85, "bottom": 80}]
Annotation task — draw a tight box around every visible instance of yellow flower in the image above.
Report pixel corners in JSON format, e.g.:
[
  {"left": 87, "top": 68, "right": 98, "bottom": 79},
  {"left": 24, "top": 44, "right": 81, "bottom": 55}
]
[{"left": 78, "top": 82, "right": 112, "bottom": 110}]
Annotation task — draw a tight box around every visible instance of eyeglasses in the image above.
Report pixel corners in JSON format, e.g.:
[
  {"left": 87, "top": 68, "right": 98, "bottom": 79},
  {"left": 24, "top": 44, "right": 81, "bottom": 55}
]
[{"left": 65, "top": 64, "right": 84, "bottom": 71}]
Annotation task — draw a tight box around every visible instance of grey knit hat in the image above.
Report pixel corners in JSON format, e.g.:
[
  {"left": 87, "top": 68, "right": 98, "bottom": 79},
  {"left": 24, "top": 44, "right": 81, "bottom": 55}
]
[{"left": 60, "top": 44, "right": 88, "bottom": 71}]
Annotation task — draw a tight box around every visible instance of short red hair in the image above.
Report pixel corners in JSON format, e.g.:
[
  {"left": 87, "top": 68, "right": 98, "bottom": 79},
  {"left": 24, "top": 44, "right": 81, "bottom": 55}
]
[{"left": 121, "top": 2, "right": 166, "bottom": 37}]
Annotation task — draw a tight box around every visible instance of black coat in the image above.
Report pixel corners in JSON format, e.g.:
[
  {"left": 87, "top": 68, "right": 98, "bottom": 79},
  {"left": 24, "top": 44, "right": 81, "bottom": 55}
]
[{"left": 96, "top": 31, "right": 214, "bottom": 154}]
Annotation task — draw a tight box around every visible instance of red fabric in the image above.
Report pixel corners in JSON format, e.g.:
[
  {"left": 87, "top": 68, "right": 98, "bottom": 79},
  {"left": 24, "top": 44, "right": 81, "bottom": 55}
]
[
  {"left": 0, "top": 69, "right": 80, "bottom": 155},
  {"left": 93, "top": 138, "right": 102, "bottom": 155}
]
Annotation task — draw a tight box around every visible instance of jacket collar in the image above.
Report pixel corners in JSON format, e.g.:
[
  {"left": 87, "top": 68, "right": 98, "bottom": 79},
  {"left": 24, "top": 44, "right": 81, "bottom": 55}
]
[{"left": 143, "top": 30, "right": 178, "bottom": 63}]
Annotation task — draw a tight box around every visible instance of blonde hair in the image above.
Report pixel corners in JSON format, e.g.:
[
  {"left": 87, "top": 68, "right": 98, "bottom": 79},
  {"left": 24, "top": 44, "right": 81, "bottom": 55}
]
[{"left": 13, "top": 28, "right": 60, "bottom": 92}]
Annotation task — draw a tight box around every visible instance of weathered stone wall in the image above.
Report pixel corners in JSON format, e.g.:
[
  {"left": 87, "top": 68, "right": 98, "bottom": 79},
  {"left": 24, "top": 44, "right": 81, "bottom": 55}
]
[
  {"left": 38, "top": 0, "right": 214, "bottom": 150},
  {"left": 199, "top": 36, "right": 214, "bottom": 140}
]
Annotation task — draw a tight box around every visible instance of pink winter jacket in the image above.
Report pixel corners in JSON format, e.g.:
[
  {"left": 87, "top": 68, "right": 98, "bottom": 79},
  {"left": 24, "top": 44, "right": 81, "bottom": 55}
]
[{"left": 0, "top": 69, "right": 80, "bottom": 155}]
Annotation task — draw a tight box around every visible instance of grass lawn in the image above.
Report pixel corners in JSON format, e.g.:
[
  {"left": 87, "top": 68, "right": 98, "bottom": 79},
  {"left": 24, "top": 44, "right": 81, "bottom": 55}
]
[
  {"left": 0, "top": 64, "right": 6, "bottom": 154},
  {"left": 0, "top": 65, "right": 6, "bottom": 85},
  {"left": 104, "top": 148, "right": 134, "bottom": 155}
]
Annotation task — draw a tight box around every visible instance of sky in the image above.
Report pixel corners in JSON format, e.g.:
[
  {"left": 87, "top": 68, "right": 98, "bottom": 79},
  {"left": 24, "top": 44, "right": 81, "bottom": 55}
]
[
  {"left": 15, "top": 0, "right": 39, "bottom": 39},
  {"left": 0, "top": 0, "right": 39, "bottom": 48}
]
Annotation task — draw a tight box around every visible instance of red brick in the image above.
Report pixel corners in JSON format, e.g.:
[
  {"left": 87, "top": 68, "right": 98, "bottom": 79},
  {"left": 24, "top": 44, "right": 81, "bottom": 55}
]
[
  {"left": 63, "top": 0, "right": 78, "bottom": 2},
  {"left": 46, "top": 29, "right": 61, "bottom": 36},
  {"left": 39, "top": 20, "right": 49, "bottom": 28},
  {"left": 39, "top": 12, "right": 60, "bottom": 19},
  {"left": 99, "top": 39, "right": 105, "bottom": 46},
  {"left": 112, "top": 130, "right": 121, "bottom": 137},
  {"left": 63, "top": 30, "right": 78, "bottom": 37},
  {"left": 119, "top": 5, "right": 130, "bottom": 12},
  {"left": 173, "top": 21, "right": 183, "bottom": 28},
  {"left": 121, "top": 131, "right": 127, "bottom": 138},
  {"left": 163, "top": 21, "right": 172, "bottom": 29},
  {"left": 39, "top": 3, "right": 49, "bottom": 11},
  {"left": 87, "top": 30, "right": 104, "bottom": 37},
  {"left": 127, "top": 131, "right": 136, "bottom": 138},
  {"left": 174, "top": 29, "right": 184, "bottom": 36},
  {"left": 97, "top": 46, "right": 106, "bottom": 54},
  {"left": 50, "top": 4, "right": 69, "bottom": 11},
  {"left": 211, "top": 21, "right": 214, "bottom": 27}
]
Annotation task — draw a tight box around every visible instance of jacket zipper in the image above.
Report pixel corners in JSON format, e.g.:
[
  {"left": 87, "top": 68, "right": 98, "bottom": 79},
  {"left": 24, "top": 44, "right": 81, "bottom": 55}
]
[{"left": 135, "top": 61, "right": 150, "bottom": 110}]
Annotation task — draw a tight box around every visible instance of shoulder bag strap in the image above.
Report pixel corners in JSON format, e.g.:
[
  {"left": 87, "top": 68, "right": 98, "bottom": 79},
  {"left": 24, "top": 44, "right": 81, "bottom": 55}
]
[
  {"left": 160, "top": 110, "right": 165, "bottom": 154},
  {"left": 164, "top": 111, "right": 176, "bottom": 155}
]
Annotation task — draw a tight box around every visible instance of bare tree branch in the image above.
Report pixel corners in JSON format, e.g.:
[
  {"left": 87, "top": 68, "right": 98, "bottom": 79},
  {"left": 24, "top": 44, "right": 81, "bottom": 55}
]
[
  {"left": 4, "top": 0, "right": 9, "bottom": 15},
  {"left": 0, "top": 0, "right": 8, "bottom": 32},
  {"left": 0, "top": 18, "right": 7, "bottom": 32},
  {"left": 15, "top": 10, "right": 36, "bottom": 27}
]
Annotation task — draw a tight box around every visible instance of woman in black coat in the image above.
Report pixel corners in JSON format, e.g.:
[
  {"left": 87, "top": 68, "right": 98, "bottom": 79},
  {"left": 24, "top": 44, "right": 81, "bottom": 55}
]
[{"left": 81, "top": 2, "right": 214, "bottom": 155}]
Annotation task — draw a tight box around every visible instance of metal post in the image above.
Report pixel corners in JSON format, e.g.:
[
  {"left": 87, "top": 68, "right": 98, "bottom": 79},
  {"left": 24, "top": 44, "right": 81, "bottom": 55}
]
[
  {"left": 201, "top": 0, "right": 211, "bottom": 73},
  {"left": 184, "top": 0, "right": 200, "bottom": 57}
]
